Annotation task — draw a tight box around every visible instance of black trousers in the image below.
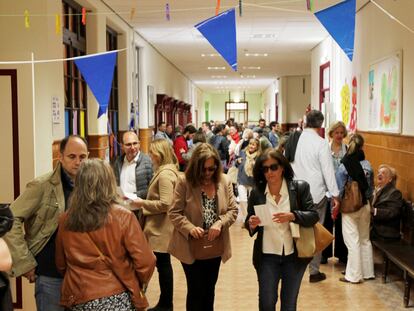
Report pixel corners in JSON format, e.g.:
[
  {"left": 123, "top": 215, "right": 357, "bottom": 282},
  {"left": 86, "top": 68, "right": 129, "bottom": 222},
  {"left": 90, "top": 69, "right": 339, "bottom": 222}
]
[
  {"left": 181, "top": 257, "right": 221, "bottom": 311},
  {"left": 322, "top": 201, "right": 348, "bottom": 263},
  {"left": 154, "top": 252, "right": 174, "bottom": 308}
]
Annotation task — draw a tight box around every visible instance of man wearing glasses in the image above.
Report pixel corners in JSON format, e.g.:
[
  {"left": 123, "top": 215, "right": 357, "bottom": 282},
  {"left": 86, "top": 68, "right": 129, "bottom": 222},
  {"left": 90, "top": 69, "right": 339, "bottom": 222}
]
[{"left": 113, "top": 131, "right": 153, "bottom": 201}]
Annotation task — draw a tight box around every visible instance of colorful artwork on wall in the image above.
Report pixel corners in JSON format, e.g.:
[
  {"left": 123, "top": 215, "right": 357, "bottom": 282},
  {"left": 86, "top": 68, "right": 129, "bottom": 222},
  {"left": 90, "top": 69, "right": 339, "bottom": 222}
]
[
  {"left": 340, "top": 83, "right": 350, "bottom": 126},
  {"left": 368, "top": 52, "right": 402, "bottom": 133},
  {"left": 349, "top": 77, "right": 357, "bottom": 131}
]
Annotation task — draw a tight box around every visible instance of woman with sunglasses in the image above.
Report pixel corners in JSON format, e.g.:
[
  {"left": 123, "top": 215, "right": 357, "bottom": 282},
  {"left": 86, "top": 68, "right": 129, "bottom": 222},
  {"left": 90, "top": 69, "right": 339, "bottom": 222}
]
[
  {"left": 245, "top": 149, "right": 319, "bottom": 311},
  {"left": 168, "top": 143, "right": 238, "bottom": 311}
]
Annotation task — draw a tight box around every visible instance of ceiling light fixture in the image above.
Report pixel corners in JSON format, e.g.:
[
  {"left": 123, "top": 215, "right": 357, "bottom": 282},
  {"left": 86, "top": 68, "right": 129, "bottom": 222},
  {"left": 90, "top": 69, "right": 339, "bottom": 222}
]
[
  {"left": 242, "top": 66, "right": 261, "bottom": 70},
  {"left": 250, "top": 34, "right": 277, "bottom": 39},
  {"left": 211, "top": 75, "right": 227, "bottom": 78},
  {"left": 208, "top": 66, "right": 226, "bottom": 70},
  {"left": 245, "top": 53, "right": 268, "bottom": 57},
  {"left": 241, "top": 75, "right": 256, "bottom": 79},
  {"left": 201, "top": 53, "right": 219, "bottom": 57}
]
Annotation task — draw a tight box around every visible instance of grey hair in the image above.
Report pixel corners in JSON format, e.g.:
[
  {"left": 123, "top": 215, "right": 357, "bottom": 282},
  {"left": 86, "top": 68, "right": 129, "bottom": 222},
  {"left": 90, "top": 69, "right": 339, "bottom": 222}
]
[
  {"left": 378, "top": 164, "right": 397, "bottom": 186},
  {"left": 305, "top": 110, "right": 324, "bottom": 128}
]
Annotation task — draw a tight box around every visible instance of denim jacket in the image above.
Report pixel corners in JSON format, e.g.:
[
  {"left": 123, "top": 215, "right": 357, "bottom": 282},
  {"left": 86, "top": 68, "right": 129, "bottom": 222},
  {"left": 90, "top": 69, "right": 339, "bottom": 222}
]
[{"left": 335, "top": 160, "right": 374, "bottom": 201}]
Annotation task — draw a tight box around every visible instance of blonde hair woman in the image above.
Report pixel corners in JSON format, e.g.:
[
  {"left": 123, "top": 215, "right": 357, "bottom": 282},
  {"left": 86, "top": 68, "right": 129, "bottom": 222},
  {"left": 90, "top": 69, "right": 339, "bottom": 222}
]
[
  {"left": 131, "top": 139, "right": 180, "bottom": 311},
  {"left": 335, "top": 134, "right": 375, "bottom": 284},
  {"left": 323, "top": 121, "right": 349, "bottom": 265},
  {"left": 56, "top": 159, "right": 156, "bottom": 310},
  {"left": 236, "top": 138, "right": 261, "bottom": 222},
  {"left": 168, "top": 143, "right": 238, "bottom": 310},
  {"left": 328, "top": 121, "right": 348, "bottom": 171}
]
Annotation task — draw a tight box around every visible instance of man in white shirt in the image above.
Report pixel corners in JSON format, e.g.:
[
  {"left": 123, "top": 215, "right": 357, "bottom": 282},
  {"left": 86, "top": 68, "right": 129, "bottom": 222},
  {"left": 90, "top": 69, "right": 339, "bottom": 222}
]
[
  {"left": 291, "top": 110, "right": 340, "bottom": 283},
  {"left": 113, "top": 131, "right": 153, "bottom": 200}
]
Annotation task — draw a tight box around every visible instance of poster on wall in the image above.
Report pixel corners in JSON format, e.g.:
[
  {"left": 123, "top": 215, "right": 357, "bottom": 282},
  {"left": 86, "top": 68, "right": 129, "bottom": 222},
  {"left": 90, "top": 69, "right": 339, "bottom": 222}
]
[{"left": 368, "top": 51, "right": 402, "bottom": 133}]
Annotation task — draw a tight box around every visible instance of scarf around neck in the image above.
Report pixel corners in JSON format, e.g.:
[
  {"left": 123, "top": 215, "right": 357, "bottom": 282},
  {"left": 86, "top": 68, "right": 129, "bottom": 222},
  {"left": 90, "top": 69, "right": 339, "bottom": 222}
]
[{"left": 244, "top": 150, "right": 257, "bottom": 177}]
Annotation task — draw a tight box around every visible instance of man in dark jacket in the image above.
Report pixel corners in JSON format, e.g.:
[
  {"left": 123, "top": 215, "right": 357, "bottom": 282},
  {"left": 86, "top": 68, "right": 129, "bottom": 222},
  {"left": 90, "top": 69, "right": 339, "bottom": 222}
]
[
  {"left": 209, "top": 124, "right": 230, "bottom": 170},
  {"left": 371, "top": 164, "right": 404, "bottom": 240},
  {"left": 113, "top": 131, "right": 153, "bottom": 199}
]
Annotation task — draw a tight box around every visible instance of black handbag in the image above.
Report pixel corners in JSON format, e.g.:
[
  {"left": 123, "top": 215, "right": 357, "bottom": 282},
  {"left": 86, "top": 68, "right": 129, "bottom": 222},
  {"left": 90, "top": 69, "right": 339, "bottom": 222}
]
[{"left": 0, "top": 204, "right": 13, "bottom": 237}]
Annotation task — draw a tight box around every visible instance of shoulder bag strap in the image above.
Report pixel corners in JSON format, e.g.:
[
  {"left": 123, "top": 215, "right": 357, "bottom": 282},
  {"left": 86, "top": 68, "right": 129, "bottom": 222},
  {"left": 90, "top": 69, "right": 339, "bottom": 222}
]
[{"left": 86, "top": 233, "right": 147, "bottom": 297}]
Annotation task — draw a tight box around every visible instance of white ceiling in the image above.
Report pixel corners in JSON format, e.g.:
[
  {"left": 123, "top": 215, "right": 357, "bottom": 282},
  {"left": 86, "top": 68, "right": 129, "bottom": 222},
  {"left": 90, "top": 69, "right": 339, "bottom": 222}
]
[{"left": 104, "top": 0, "right": 351, "bottom": 93}]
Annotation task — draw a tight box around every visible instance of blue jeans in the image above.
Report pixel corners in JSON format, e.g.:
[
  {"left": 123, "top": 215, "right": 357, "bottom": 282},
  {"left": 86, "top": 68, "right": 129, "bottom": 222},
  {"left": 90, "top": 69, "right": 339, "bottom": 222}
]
[
  {"left": 257, "top": 253, "right": 307, "bottom": 311},
  {"left": 35, "top": 275, "right": 64, "bottom": 311}
]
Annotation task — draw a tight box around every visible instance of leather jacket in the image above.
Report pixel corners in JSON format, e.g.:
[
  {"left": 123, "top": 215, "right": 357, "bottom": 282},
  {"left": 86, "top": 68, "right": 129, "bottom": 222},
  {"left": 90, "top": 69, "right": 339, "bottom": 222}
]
[
  {"left": 56, "top": 205, "right": 156, "bottom": 310},
  {"left": 245, "top": 179, "right": 319, "bottom": 269},
  {"left": 0, "top": 204, "right": 13, "bottom": 237}
]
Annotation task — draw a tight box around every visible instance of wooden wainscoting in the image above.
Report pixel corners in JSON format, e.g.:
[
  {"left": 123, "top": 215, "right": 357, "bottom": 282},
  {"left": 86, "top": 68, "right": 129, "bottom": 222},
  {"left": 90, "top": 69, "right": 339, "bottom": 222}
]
[
  {"left": 359, "top": 131, "right": 414, "bottom": 200},
  {"left": 88, "top": 134, "right": 109, "bottom": 159},
  {"left": 139, "top": 128, "right": 153, "bottom": 154}
]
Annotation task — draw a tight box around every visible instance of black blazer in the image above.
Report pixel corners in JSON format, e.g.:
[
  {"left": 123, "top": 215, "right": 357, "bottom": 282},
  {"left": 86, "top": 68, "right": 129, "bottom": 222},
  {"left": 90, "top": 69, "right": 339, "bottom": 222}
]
[
  {"left": 245, "top": 180, "right": 319, "bottom": 269},
  {"left": 371, "top": 183, "right": 403, "bottom": 240}
]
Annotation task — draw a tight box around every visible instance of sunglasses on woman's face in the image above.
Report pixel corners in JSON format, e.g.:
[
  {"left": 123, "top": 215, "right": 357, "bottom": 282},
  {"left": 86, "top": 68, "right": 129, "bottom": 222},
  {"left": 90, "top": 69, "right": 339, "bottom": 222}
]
[
  {"left": 262, "top": 163, "right": 279, "bottom": 173},
  {"left": 204, "top": 166, "right": 217, "bottom": 172}
]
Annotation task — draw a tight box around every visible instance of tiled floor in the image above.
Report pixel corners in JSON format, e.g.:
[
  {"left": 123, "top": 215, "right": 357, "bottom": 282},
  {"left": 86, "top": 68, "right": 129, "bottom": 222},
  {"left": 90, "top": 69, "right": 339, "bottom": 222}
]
[{"left": 146, "top": 223, "right": 412, "bottom": 310}]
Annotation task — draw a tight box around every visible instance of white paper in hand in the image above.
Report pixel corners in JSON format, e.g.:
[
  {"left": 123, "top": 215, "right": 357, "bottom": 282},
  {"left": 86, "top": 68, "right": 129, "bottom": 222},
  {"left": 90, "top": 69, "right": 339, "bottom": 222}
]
[
  {"left": 253, "top": 204, "right": 272, "bottom": 226},
  {"left": 124, "top": 192, "right": 138, "bottom": 200}
]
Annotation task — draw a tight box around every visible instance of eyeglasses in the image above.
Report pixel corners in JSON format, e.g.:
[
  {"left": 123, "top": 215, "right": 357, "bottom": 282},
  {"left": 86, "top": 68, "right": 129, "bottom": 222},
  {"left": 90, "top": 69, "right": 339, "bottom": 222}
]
[
  {"left": 203, "top": 166, "right": 217, "bottom": 172},
  {"left": 262, "top": 163, "right": 279, "bottom": 173},
  {"left": 124, "top": 142, "right": 139, "bottom": 147}
]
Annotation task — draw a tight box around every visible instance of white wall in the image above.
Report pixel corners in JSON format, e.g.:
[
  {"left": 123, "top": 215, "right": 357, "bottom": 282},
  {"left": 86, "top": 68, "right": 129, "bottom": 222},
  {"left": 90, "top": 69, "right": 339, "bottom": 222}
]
[
  {"left": 286, "top": 75, "right": 311, "bottom": 123},
  {"left": 262, "top": 80, "right": 279, "bottom": 123},
  {"left": 311, "top": 0, "right": 414, "bottom": 135},
  {"left": 201, "top": 92, "right": 263, "bottom": 125}
]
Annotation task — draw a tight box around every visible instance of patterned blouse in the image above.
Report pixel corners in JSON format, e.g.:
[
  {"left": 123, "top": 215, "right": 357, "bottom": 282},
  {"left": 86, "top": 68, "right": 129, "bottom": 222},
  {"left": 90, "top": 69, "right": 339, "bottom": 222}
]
[{"left": 201, "top": 192, "right": 218, "bottom": 229}]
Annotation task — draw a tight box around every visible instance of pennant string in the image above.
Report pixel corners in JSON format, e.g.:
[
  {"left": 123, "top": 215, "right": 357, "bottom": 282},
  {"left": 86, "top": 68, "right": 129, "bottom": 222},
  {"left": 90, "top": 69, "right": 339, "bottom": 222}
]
[
  {"left": 370, "top": 0, "right": 414, "bottom": 34},
  {"left": 24, "top": 10, "right": 30, "bottom": 28},
  {"left": 166, "top": 3, "right": 170, "bottom": 21},
  {"left": 130, "top": 8, "right": 136, "bottom": 20},
  {"left": 215, "top": 0, "right": 221, "bottom": 16},
  {"left": 81, "top": 7, "right": 86, "bottom": 25},
  {"left": 55, "top": 14, "right": 61, "bottom": 34},
  {"left": 239, "top": 0, "right": 243, "bottom": 17},
  {"left": 0, "top": 48, "right": 127, "bottom": 65}
]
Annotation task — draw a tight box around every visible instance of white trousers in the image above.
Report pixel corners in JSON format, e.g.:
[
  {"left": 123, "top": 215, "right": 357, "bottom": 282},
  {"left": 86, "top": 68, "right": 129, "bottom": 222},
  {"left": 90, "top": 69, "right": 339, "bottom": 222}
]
[
  {"left": 342, "top": 204, "right": 375, "bottom": 282},
  {"left": 237, "top": 184, "right": 252, "bottom": 221}
]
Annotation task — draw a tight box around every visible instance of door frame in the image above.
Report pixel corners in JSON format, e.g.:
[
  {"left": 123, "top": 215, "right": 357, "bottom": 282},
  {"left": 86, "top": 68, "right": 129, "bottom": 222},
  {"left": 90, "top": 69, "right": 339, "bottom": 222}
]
[{"left": 0, "top": 69, "right": 22, "bottom": 308}]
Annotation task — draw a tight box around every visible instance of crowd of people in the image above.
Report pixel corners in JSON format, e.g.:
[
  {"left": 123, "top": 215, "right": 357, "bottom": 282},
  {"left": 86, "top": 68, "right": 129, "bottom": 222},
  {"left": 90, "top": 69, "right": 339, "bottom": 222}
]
[{"left": 1, "top": 110, "right": 406, "bottom": 311}]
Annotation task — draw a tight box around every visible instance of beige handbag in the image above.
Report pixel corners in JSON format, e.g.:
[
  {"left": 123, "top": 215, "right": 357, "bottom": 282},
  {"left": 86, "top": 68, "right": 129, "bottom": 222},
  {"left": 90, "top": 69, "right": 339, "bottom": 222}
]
[
  {"left": 0, "top": 238, "right": 12, "bottom": 271},
  {"left": 294, "top": 223, "right": 334, "bottom": 258}
]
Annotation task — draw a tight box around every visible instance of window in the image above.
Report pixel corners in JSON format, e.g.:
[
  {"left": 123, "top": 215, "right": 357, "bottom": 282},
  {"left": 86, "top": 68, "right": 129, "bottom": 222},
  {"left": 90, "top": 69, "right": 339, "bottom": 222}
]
[
  {"left": 62, "top": 0, "right": 87, "bottom": 138},
  {"left": 106, "top": 26, "right": 120, "bottom": 160}
]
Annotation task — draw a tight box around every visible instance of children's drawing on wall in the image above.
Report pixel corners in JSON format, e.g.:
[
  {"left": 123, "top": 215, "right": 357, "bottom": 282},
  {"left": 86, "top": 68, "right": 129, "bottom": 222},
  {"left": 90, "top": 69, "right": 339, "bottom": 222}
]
[
  {"left": 340, "top": 83, "right": 350, "bottom": 126},
  {"left": 368, "top": 52, "right": 401, "bottom": 133},
  {"left": 349, "top": 77, "right": 357, "bottom": 132}
]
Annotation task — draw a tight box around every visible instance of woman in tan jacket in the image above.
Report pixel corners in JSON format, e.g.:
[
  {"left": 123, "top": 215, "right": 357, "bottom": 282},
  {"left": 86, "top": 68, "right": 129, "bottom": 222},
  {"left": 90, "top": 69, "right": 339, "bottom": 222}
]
[
  {"left": 131, "top": 139, "right": 179, "bottom": 311},
  {"left": 55, "top": 159, "right": 156, "bottom": 311},
  {"left": 168, "top": 143, "right": 238, "bottom": 311}
]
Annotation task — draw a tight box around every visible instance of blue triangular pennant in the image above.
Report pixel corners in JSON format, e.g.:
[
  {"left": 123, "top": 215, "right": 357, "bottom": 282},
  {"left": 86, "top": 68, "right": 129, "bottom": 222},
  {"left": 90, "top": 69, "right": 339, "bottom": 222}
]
[
  {"left": 315, "top": 0, "right": 356, "bottom": 61},
  {"left": 195, "top": 8, "right": 238, "bottom": 71},
  {"left": 74, "top": 52, "right": 117, "bottom": 118}
]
